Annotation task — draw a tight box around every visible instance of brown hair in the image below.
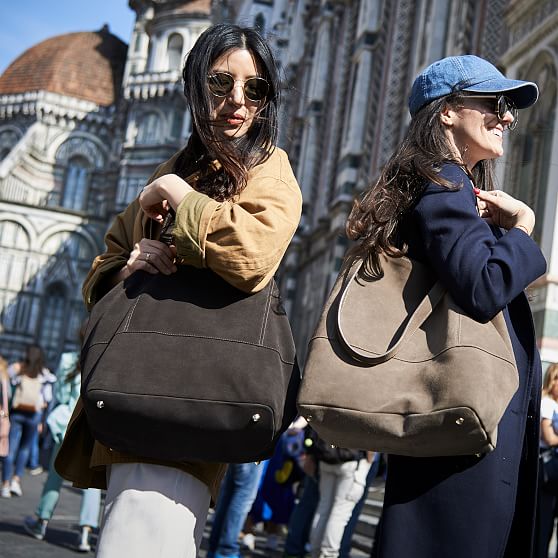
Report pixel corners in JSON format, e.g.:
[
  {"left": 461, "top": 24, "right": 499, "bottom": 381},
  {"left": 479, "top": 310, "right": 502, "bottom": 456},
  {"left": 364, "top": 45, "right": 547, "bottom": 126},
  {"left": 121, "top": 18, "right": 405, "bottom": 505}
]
[
  {"left": 543, "top": 363, "right": 558, "bottom": 400},
  {"left": 22, "top": 345, "right": 45, "bottom": 378},
  {"left": 345, "top": 93, "right": 495, "bottom": 278}
]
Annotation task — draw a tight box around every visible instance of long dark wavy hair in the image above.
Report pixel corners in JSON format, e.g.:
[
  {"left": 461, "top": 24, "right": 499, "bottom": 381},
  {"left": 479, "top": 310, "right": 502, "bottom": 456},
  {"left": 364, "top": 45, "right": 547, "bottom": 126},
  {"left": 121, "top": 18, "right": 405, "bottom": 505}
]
[
  {"left": 177, "top": 23, "right": 280, "bottom": 201},
  {"left": 345, "top": 92, "right": 496, "bottom": 277}
]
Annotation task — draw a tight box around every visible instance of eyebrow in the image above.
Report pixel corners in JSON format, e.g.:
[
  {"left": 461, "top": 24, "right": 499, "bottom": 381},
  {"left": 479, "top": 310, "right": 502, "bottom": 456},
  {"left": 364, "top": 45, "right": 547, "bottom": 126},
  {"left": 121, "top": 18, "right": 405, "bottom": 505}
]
[{"left": 209, "top": 68, "right": 261, "bottom": 79}]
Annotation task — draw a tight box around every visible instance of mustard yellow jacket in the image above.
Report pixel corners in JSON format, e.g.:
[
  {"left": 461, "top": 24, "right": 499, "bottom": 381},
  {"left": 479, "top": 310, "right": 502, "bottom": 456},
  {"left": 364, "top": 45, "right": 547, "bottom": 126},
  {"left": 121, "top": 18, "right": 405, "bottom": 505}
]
[{"left": 55, "top": 145, "right": 302, "bottom": 503}]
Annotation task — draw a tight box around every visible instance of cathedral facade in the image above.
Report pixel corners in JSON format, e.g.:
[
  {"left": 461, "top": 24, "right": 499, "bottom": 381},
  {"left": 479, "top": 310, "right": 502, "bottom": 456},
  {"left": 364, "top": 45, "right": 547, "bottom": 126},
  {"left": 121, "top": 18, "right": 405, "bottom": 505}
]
[{"left": 0, "top": 0, "right": 211, "bottom": 365}]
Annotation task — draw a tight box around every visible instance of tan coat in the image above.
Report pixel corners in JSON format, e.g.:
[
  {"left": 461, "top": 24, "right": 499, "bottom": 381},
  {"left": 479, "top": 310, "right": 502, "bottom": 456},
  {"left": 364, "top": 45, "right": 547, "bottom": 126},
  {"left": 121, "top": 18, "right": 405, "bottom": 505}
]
[{"left": 54, "top": 146, "right": 302, "bottom": 503}]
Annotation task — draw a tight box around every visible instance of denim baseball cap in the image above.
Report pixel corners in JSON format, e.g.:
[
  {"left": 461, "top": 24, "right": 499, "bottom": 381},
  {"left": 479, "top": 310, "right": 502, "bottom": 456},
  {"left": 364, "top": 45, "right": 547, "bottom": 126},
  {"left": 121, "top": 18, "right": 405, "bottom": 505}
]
[{"left": 408, "top": 55, "right": 539, "bottom": 116}]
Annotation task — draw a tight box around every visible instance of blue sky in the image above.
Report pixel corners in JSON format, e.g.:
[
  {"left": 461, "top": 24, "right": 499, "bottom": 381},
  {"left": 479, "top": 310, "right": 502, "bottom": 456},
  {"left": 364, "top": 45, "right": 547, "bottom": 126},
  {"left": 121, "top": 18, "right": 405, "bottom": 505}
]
[{"left": 0, "top": 1, "right": 136, "bottom": 74}]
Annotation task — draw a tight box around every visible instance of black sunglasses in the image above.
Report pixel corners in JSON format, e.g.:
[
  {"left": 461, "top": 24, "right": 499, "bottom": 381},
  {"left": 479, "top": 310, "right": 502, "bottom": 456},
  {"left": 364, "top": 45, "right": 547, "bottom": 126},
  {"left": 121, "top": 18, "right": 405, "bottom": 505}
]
[
  {"left": 207, "top": 72, "right": 269, "bottom": 102},
  {"left": 464, "top": 94, "right": 518, "bottom": 130}
]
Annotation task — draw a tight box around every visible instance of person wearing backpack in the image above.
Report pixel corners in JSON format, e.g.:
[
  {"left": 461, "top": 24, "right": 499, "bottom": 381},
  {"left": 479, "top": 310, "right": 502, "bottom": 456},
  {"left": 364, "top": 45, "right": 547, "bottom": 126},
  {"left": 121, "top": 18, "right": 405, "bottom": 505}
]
[
  {"left": 1, "top": 344, "right": 55, "bottom": 498},
  {"left": 23, "top": 343, "right": 102, "bottom": 552},
  {"left": 307, "top": 431, "right": 372, "bottom": 558}
]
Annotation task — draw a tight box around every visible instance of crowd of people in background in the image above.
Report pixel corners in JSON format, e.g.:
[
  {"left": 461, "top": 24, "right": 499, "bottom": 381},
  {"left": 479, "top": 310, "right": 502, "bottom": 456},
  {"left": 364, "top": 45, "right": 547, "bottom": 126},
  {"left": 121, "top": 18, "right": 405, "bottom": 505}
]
[
  {"left": 5, "top": 344, "right": 558, "bottom": 557},
  {"left": 0, "top": 341, "right": 386, "bottom": 555},
  {"left": 1, "top": 344, "right": 55, "bottom": 499},
  {"left": 4, "top": 354, "right": 558, "bottom": 557},
  {"left": 0, "top": 342, "right": 102, "bottom": 552}
]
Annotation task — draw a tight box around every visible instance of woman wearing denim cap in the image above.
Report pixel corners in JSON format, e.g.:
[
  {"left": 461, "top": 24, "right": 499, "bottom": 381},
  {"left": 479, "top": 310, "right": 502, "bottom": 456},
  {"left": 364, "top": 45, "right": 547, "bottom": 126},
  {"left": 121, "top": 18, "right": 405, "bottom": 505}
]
[{"left": 346, "top": 55, "right": 545, "bottom": 557}]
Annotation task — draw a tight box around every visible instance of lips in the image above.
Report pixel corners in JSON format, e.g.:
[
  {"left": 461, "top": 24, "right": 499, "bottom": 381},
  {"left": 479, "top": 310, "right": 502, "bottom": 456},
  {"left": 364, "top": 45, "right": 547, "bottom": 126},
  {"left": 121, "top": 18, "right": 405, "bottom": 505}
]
[{"left": 222, "top": 113, "right": 245, "bottom": 125}]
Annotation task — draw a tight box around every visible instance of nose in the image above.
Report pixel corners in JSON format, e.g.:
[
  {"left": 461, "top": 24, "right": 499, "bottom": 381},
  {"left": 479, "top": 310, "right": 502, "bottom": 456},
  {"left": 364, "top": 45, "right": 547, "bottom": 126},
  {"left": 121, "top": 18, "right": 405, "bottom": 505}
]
[
  {"left": 502, "top": 109, "right": 514, "bottom": 128},
  {"left": 229, "top": 82, "right": 245, "bottom": 106}
]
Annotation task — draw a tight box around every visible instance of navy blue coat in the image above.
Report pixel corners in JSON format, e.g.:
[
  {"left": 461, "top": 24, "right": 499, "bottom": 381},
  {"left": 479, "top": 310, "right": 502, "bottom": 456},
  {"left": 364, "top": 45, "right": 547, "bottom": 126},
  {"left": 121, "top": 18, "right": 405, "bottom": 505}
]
[{"left": 373, "top": 164, "right": 547, "bottom": 558}]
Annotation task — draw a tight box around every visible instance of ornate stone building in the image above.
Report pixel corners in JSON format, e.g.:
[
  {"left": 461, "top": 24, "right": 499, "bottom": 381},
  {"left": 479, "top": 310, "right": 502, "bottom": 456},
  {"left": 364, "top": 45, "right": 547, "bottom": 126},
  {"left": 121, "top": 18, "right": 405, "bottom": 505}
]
[
  {"left": 223, "top": 0, "right": 558, "bottom": 365},
  {"left": 0, "top": 0, "right": 211, "bottom": 366},
  {"left": 117, "top": 0, "right": 211, "bottom": 213},
  {"left": 3, "top": 0, "right": 558, "bottom": 369},
  {"left": 500, "top": 0, "right": 558, "bottom": 364},
  {"left": 0, "top": 27, "right": 128, "bottom": 366}
]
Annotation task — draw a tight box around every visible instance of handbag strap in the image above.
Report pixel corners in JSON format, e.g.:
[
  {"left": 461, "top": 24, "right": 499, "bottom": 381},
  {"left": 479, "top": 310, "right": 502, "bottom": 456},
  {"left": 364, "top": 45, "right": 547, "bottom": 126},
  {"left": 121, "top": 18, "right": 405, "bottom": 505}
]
[{"left": 337, "top": 263, "right": 446, "bottom": 364}]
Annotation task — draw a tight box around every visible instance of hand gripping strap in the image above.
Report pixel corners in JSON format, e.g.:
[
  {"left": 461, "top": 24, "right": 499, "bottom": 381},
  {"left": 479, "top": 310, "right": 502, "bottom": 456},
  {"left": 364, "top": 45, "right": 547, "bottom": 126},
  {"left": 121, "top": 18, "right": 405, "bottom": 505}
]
[{"left": 336, "top": 264, "right": 446, "bottom": 364}]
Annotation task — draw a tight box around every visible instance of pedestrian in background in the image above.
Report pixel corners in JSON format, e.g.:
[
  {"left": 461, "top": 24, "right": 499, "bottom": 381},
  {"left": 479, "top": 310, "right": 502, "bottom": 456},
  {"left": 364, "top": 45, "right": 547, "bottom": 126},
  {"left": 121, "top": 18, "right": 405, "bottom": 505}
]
[
  {"left": 55, "top": 22, "right": 302, "bottom": 558},
  {"left": 243, "top": 429, "right": 305, "bottom": 553},
  {"left": 283, "top": 420, "right": 320, "bottom": 558},
  {"left": 24, "top": 328, "right": 102, "bottom": 553},
  {"left": 207, "top": 462, "right": 265, "bottom": 558},
  {"left": 0, "top": 355, "right": 11, "bottom": 459},
  {"left": 347, "top": 55, "right": 544, "bottom": 557},
  {"left": 534, "top": 363, "right": 558, "bottom": 558},
  {"left": 307, "top": 434, "right": 371, "bottom": 558},
  {"left": 2, "top": 344, "right": 55, "bottom": 498},
  {"left": 338, "top": 452, "right": 381, "bottom": 558}
]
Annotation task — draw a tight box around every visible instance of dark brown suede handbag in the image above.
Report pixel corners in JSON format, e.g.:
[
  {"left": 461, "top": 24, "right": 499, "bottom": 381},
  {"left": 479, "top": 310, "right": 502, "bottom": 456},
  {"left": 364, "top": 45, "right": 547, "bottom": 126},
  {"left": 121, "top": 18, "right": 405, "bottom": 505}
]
[
  {"left": 297, "top": 254, "right": 519, "bottom": 457},
  {"left": 80, "top": 216, "right": 299, "bottom": 464}
]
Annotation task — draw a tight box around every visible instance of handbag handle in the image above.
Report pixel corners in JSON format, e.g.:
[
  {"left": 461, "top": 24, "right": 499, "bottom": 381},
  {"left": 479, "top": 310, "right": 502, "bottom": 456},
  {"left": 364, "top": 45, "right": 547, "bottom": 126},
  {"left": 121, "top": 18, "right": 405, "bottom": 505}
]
[{"left": 336, "top": 263, "right": 446, "bottom": 364}]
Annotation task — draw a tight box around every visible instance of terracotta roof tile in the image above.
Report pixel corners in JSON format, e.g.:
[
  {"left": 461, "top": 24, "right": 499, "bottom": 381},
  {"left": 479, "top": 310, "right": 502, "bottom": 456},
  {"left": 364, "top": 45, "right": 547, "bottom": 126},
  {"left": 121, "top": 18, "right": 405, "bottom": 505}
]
[{"left": 0, "top": 28, "right": 128, "bottom": 106}]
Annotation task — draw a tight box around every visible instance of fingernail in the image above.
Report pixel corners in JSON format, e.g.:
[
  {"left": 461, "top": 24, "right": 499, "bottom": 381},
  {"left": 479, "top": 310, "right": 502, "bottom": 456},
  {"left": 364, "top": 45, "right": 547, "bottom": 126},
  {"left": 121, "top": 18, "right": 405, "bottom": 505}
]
[{"left": 473, "top": 187, "right": 480, "bottom": 194}]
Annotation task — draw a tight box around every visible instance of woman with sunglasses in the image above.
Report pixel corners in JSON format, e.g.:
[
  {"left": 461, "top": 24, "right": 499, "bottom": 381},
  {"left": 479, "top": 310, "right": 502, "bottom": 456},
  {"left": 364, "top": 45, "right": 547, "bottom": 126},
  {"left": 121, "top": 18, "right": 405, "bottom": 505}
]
[
  {"left": 55, "top": 24, "right": 302, "bottom": 558},
  {"left": 346, "top": 55, "right": 545, "bottom": 558}
]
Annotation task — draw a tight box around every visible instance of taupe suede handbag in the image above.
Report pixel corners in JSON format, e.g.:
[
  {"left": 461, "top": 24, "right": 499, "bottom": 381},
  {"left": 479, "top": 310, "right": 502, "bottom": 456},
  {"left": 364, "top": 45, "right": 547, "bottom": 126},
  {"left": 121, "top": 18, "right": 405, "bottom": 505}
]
[{"left": 297, "top": 254, "right": 519, "bottom": 457}]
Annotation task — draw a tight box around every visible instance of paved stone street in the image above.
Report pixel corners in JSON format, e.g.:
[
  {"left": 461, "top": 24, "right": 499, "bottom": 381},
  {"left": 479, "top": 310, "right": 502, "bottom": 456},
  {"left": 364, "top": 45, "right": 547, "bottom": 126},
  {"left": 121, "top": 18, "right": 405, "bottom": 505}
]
[
  {"left": 0, "top": 470, "right": 92, "bottom": 557},
  {"left": 0, "top": 469, "right": 290, "bottom": 557},
  {"left": 5, "top": 469, "right": 557, "bottom": 557}
]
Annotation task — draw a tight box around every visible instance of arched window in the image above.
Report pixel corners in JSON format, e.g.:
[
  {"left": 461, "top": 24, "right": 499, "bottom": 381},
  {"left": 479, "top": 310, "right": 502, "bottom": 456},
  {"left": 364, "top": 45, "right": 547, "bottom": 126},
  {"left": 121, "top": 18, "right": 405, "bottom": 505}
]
[
  {"left": 38, "top": 282, "right": 67, "bottom": 365},
  {"left": 0, "top": 128, "right": 20, "bottom": 161},
  {"left": 0, "top": 220, "right": 30, "bottom": 291},
  {"left": 167, "top": 33, "right": 183, "bottom": 71},
  {"left": 137, "top": 112, "right": 160, "bottom": 145},
  {"left": 505, "top": 57, "right": 556, "bottom": 244},
  {"left": 254, "top": 13, "right": 265, "bottom": 34},
  {"left": 171, "top": 111, "right": 184, "bottom": 139},
  {"left": 0, "top": 220, "right": 31, "bottom": 336},
  {"left": 62, "top": 156, "right": 91, "bottom": 211}
]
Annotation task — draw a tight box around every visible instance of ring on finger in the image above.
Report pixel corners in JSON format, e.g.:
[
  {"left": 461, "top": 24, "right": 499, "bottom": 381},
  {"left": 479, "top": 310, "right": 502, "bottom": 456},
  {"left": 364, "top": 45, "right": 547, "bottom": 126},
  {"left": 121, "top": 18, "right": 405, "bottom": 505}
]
[{"left": 145, "top": 252, "right": 151, "bottom": 262}]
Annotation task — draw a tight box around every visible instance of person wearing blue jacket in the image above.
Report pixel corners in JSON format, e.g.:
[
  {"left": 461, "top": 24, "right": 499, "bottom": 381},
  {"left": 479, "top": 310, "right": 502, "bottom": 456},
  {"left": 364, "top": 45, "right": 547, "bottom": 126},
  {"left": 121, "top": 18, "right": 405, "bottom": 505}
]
[
  {"left": 346, "top": 55, "right": 545, "bottom": 558},
  {"left": 23, "top": 350, "right": 102, "bottom": 553}
]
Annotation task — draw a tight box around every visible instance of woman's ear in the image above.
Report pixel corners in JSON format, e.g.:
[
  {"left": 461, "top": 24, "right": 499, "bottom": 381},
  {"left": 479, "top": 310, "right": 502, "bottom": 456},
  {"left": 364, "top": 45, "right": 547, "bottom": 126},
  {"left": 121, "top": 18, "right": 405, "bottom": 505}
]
[{"left": 440, "top": 106, "right": 455, "bottom": 127}]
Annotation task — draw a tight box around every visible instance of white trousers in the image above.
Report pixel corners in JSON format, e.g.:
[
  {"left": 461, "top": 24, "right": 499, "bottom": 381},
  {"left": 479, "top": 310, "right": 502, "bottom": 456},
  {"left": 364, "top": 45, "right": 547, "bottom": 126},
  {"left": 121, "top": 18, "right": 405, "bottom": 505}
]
[
  {"left": 310, "top": 458, "right": 371, "bottom": 558},
  {"left": 96, "top": 463, "right": 211, "bottom": 558}
]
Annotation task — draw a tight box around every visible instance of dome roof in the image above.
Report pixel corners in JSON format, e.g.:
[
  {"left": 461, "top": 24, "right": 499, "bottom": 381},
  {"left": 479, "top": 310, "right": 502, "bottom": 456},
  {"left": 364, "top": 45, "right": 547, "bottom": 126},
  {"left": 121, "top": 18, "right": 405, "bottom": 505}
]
[
  {"left": 163, "top": 0, "right": 211, "bottom": 15},
  {"left": 0, "top": 27, "right": 128, "bottom": 106}
]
